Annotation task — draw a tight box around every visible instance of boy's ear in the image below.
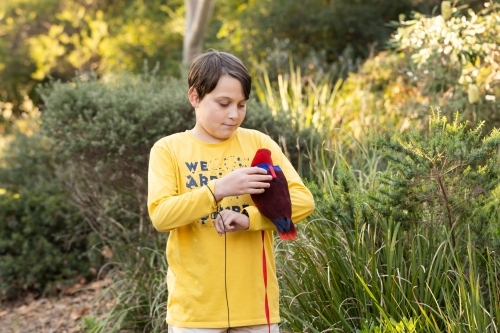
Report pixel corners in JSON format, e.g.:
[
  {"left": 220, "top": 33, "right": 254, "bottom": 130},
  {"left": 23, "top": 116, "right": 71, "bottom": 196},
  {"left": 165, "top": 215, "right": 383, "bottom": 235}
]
[{"left": 188, "top": 87, "right": 199, "bottom": 108}]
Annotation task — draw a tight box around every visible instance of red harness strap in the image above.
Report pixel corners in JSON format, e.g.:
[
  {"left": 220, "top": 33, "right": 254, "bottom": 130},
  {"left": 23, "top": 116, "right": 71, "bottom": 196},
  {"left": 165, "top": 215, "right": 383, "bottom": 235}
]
[
  {"left": 261, "top": 231, "right": 271, "bottom": 333},
  {"left": 269, "top": 165, "right": 277, "bottom": 178}
]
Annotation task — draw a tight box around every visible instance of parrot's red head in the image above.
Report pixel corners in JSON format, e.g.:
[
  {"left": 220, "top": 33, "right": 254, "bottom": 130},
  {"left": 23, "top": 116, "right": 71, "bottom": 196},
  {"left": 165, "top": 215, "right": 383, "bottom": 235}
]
[{"left": 251, "top": 148, "right": 273, "bottom": 166}]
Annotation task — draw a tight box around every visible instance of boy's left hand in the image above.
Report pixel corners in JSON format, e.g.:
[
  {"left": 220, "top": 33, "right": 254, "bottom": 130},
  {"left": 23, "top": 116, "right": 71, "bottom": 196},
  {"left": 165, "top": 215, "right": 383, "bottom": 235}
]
[{"left": 213, "top": 210, "right": 249, "bottom": 236}]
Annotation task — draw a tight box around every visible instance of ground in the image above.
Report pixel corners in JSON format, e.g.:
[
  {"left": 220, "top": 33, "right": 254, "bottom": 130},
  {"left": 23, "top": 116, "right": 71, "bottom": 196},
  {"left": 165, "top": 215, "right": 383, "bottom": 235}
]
[{"left": 0, "top": 279, "right": 111, "bottom": 333}]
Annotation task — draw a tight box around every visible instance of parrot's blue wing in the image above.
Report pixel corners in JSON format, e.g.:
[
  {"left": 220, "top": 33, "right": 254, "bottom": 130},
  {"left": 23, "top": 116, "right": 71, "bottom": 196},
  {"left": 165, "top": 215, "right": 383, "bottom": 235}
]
[{"left": 273, "top": 217, "right": 292, "bottom": 234}]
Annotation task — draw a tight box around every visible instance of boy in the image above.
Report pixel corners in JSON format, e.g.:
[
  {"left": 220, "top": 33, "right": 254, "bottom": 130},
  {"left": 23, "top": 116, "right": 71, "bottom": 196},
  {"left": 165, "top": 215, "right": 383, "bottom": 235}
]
[{"left": 148, "top": 50, "right": 315, "bottom": 332}]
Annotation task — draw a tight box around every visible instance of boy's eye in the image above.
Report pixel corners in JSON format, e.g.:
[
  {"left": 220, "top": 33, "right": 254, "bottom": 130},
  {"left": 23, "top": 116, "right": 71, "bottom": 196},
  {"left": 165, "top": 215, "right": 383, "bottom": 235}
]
[{"left": 218, "top": 103, "right": 246, "bottom": 108}]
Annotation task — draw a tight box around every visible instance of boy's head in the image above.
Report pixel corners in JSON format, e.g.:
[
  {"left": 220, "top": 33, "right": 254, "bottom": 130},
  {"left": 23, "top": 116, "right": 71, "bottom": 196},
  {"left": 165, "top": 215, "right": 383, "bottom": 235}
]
[{"left": 188, "top": 50, "right": 252, "bottom": 101}]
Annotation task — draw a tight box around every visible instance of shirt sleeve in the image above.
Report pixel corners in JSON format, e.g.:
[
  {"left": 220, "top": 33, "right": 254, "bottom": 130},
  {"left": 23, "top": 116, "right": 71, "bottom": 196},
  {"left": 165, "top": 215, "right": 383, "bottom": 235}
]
[
  {"left": 147, "top": 142, "right": 219, "bottom": 232},
  {"left": 246, "top": 135, "right": 315, "bottom": 231}
]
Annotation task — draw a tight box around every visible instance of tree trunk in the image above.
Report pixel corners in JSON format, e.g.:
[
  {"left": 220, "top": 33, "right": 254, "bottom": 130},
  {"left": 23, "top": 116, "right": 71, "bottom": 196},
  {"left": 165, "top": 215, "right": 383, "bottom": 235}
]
[{"left": 182, "top": 0, "right": 215, "bottom": 65}]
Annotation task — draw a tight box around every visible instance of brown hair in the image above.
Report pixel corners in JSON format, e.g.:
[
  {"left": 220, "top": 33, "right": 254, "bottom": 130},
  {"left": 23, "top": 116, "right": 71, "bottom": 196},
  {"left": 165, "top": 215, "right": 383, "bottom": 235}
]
[{"left": 188, "top": 50, "right": 252, "bottom": 101}]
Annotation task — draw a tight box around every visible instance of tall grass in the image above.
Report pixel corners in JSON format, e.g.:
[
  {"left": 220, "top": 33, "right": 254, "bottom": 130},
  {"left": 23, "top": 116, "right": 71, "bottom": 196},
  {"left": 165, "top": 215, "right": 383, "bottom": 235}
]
[
  {"left": 252, "top": 59, "right": 408, "bottom": 146},
  {"left": 278, "top": 193, "right": 500, "bottom": 331},
  {"left": 253, "top": 62, "right": 343, "bottom": 134}
]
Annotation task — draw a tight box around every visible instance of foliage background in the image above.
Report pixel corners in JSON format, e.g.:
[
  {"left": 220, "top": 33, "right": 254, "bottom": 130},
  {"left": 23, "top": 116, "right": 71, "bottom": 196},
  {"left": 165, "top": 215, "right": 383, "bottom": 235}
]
[
  {"left": 1, "top": 0, "right": 500, "bottom": 332},
  {"left": 1, "top": 0, "right": 487, "bottom": 122}
]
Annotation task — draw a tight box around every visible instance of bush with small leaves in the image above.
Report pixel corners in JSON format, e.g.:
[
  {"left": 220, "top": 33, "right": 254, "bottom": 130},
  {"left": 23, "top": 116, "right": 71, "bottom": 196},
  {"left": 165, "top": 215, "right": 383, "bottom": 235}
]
[{"left": 0, "top": 123, "right": 93, "bottom": 300}]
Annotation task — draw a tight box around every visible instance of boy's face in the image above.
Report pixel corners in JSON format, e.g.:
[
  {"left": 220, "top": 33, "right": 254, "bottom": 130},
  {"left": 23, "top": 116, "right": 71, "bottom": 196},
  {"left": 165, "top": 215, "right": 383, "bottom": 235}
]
[{"left": 189, "top": 75, "right": 247, "bottom": 143}]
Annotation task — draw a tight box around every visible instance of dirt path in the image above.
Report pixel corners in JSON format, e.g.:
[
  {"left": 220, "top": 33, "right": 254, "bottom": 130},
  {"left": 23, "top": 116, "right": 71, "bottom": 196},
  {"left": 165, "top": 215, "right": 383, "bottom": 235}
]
[{"left": 0, "top": 279, "right": 111, "bottom": 333}]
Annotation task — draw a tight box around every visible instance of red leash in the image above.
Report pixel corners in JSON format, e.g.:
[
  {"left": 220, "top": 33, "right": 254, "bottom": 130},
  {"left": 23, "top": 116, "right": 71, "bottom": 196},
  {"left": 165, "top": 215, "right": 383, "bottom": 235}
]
[{"left": 261, "top": 231, "right": 271, "bottom": 333}]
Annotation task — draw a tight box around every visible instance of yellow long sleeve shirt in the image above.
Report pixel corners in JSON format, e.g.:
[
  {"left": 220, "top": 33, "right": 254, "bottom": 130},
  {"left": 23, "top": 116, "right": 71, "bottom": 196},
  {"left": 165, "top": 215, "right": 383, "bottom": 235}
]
[{"left": 147, "top": 127, "right": 315, "bottom": 328}]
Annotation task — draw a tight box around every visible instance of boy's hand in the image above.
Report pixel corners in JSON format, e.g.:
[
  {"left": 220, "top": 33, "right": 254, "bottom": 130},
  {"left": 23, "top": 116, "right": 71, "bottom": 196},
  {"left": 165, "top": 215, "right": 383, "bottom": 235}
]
[
  {"left": 214, "top": 167, "right": 272, "bottom": 201},
  {"left": 214, "top": 210, "right": 249, "bottom": 235}
]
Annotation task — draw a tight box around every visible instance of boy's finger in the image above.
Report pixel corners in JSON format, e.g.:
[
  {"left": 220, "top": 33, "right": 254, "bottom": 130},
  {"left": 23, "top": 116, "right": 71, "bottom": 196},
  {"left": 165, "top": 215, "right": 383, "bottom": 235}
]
[
  {"left": 224, "top": 219, "right": 234, "bottom": 231},
  {"left": 249, "top": 175, "right": 272, "bottom": 183},
  {"left": 248, "top": 167, "right": 269, "bottom": 174},
  {"left": 251, "top": 183, "right": 270, "bottom": 190},
  {"left": 213, "top": 218, "right": 222, "bottom": 234}
]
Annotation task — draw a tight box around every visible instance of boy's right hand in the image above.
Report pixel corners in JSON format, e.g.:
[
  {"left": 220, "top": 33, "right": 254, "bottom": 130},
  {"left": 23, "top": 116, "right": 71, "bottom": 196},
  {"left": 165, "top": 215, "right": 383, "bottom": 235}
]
[{"left": 214, "top": 167, "right": 272, "bottom": 201}]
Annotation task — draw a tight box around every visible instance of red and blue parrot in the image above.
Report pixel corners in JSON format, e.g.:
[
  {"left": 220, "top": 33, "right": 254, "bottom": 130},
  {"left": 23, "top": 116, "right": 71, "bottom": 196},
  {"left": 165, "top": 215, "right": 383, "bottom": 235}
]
[{"left": 250, "top": 148, "right": 296, "bottom": 240}]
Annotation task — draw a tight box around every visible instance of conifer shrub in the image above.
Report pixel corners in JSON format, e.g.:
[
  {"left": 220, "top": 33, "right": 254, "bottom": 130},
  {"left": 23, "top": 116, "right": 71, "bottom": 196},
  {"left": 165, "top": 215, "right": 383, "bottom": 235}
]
[
  {"left": 373, "top": 110, "right": 500, "bottom": 251},
  {"left": 0, "top": 124, "right": 93, "bottom": 300}
]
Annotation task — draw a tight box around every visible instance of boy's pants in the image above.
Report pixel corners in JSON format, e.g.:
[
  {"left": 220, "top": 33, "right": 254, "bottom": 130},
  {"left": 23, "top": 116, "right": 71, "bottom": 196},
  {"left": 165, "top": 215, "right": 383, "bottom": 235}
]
[{"left": 168, "top": 324, "right": 280, "bottom": 333}]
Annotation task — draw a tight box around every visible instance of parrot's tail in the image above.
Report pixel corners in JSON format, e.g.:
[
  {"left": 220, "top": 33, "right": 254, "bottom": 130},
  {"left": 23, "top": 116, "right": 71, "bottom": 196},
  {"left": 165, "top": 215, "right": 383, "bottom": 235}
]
[
  {"left": 274, "top": 217, "right": 297, "bottom": 240},
  {"left": 279, "top": 222, "right": 297, "bottom": 240}
]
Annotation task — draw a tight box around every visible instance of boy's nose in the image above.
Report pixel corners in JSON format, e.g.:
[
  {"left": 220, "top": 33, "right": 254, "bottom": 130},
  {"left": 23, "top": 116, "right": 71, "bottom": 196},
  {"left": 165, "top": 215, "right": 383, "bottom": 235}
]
[{"left": 227, "top": 105, "right": 238, "bottom": 118}]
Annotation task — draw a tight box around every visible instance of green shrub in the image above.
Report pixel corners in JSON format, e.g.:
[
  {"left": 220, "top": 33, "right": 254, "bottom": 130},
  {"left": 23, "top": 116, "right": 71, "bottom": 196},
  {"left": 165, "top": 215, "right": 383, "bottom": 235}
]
[
  {"left": 0, "top": 122, "right": 93, "bottom": 300},
  {"left": 38, "top": 72, "right": 190, "bottom": 241}
]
